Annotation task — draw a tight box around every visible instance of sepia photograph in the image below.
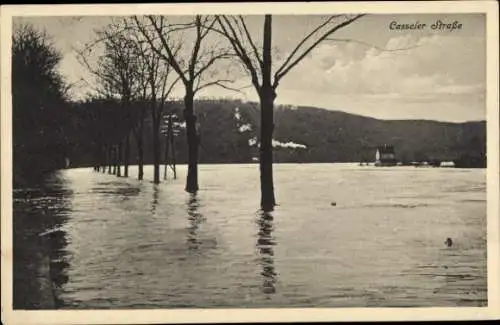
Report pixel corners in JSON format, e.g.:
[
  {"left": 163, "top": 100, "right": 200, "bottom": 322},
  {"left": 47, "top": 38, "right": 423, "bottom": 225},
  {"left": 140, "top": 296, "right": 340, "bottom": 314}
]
[{"left": 1, "top": 1, "right": 499, "bottom": 324}]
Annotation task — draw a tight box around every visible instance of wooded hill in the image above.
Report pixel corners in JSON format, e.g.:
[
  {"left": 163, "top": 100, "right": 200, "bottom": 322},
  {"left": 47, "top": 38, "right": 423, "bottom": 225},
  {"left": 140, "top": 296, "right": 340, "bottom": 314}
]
[{"left": 66, "top": 98, "right": 486, "bottom": 167}]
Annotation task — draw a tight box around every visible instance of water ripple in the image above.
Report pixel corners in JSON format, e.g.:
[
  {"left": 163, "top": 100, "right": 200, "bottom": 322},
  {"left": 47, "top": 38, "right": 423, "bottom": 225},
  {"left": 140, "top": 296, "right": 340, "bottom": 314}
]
[{"left": 13, "top": 165, "right": 487, "bottom": 309}]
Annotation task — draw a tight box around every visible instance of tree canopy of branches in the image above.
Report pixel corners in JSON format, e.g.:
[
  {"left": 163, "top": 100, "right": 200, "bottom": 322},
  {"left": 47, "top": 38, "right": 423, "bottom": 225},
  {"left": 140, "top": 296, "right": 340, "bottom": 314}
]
[
  {"left": 12, "top": 23, "right": 70, "bottom": 186},
  {"left": 77, "top": 20, "right": 138, "bottom": 178},
  {"left": 130, "top": 19, "right": 179, "bottom": 184},
  {"left": 77, "top": 18, "right": 180, "bottom": 183},
  {"left": 214, "top": 14, "right": 365, "bottom": 211},
  {"left": 133, "top": 15, "right": 234, "bottom": 192}
]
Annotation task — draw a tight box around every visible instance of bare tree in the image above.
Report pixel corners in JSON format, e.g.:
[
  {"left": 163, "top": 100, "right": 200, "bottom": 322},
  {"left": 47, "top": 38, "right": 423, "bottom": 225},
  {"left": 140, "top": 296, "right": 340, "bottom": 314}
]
[
  {"left": 77, "top": 20, "right": 142, "bottom": 178},
  {"left": 133, "top": 15, "right": 234, "bottom": 192},
  {"left": 123, "top": 17, "right": 181, "bottom": 184},
  {"left": 215, "top": 14, "right": 365, "bottom": 211},
  {"left": 128, "top": 46, "right": 150, "bottom": 181}
]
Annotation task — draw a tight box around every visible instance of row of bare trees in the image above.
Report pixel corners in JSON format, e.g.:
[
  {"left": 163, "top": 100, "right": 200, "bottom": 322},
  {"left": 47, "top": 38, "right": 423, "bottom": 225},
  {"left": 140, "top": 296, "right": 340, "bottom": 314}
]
[{"left": 78, "top": 14, "right": 364, "bottom": 211}]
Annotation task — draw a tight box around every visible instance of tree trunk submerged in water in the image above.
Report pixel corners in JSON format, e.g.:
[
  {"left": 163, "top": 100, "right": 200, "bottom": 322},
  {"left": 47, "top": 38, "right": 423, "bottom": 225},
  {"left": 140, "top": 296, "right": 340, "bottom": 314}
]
[
  {"left": 184, "top": 90, "right": 199, "bottom": 193},
  {"left": 216, "top": 14, "right": 365, "bottom": 211},
  {"left": 108, "top": 146, "right": 114, "bottom": 174},
  {"left": 152, "top": 115, "right": 161, "bottom": 184},
  {"left": 124, "top": 134, "right": 129, "bottom": 178},
  {"left": 133, "top": 118, "right": 145, "bottom": 181},
  {"left": 101, "top": 144, "right": 107, "bottom": 173},
  {"left": 259, "top": 91, "right": 276, "bottom": 212},
  {"left": 116, "top": 142, "right": 122, "bottom": 177},
  {"left": 137, "top": 135, "right": 144, "bottom": 181},
  {"left": 260, "top": 15, "right": 276, "bottom": 212}
]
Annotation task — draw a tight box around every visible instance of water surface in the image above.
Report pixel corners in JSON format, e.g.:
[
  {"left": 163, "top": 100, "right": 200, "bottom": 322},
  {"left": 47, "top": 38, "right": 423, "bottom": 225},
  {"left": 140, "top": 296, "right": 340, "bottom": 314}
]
[{"left": 13, "top": 164, "right": 487, "bottom": 308}]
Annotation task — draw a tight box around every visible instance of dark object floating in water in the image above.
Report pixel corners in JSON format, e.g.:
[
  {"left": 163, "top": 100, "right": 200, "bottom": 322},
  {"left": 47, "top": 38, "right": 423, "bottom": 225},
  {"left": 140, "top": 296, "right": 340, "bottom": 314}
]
[
  {"left": 331, "top": 202, "right": 337, "bottom": 206},
  {"left": 445, "top": 237, "right": 453, "bottom": 247}
]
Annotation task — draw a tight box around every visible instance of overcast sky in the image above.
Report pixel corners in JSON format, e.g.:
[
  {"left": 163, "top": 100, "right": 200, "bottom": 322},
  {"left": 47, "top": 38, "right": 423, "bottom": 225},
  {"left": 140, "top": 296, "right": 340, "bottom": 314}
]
[{"left": 15, "top": 13, "right": 486, "bottom": 122}]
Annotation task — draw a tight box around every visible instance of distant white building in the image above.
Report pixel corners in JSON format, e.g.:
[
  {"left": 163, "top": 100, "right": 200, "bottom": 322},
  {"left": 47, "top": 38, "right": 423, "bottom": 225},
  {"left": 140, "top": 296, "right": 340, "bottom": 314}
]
[
  {"left": 375, "top": 144, "right": 397, "bottom": 166},
  {"left": 440, "top": 161, "right": 455, "bottom": 168}
]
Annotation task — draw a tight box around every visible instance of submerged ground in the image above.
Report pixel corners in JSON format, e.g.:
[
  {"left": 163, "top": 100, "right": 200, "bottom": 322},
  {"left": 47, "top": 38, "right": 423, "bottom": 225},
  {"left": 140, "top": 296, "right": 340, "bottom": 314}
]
[{"left": 13, "top": 163, "right": 487, "bottom": 309}]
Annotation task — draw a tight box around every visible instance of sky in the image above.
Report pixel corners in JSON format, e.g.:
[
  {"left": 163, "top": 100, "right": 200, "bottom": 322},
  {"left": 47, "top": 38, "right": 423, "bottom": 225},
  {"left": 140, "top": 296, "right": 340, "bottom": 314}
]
[{"left": 14, "top": 13, "right": 486, "bottom": 122}]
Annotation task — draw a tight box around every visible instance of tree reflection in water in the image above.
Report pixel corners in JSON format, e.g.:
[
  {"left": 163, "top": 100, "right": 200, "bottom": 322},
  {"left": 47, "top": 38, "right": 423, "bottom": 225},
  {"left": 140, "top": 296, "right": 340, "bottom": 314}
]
[
  {"left": 14, "top": 171, "right": 73, "bottom": 309},
  {"left": 150, "top": 184, "right": 159, "bottom": 216},
  {"left": 186, "top": 193, "right": 205, "bottom": 251},
  {"left": 256, "top": 210, "right": 277, "bottom": 295},
  {"left": 47, "top": 228, "right": 70, "bottom": 308}
]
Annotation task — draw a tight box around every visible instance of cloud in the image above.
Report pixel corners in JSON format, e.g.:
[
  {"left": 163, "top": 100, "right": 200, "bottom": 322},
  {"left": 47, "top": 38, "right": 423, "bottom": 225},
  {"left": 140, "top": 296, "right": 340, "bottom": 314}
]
[
  {"left": 280, "top": 33, "right": 485, "bottom": 98},
  {"left": 29, "top": 14, "right": 484, "bottom": 122}
]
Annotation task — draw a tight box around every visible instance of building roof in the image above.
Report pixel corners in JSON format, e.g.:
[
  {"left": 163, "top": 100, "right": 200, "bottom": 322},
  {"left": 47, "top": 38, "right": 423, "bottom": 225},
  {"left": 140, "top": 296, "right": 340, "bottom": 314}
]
[{"left": 377, "top": 144, "right": 395, "bottom": 154}]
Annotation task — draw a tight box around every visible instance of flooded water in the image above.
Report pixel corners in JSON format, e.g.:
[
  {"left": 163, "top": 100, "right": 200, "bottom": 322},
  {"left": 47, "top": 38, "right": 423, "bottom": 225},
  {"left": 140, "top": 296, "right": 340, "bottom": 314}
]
[{"left": 13, "top": 164, "right": 487, "bottom": 309}]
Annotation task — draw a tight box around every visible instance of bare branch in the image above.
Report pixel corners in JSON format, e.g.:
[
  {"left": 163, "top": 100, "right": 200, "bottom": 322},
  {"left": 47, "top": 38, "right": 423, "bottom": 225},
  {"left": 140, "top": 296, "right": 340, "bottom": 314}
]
[
  {"left": 189, "top": 15, "right": 204, "bottom": 81},
  {"left": 194, "top": 79, "right": 243, "bottom": 94},
  {"left": 216, "top": 15, "right": 262, "bottom": 91},
  {"left": 193, "top": 51, "right": 233, "bottom": 79},
  {"left": 274, "top": 14, "right": 365, "bottom": 87},
  {"left": 166, "top": 75, "right": 182, "bottom": 98},
  {"left": 194, "top": 72, "right": 202, "bottom": 93},
  {"left": 325, "top": 37, "right": 422, "bottom": 52},
  {"left": 238, "top": 15, "right": 263, "bottom": 68},
  {"left": 135, "top": 15, "right": 188, "bottom": 85},
  {"left": 274, "top": 15, "right": 340, "bottom": 80}
]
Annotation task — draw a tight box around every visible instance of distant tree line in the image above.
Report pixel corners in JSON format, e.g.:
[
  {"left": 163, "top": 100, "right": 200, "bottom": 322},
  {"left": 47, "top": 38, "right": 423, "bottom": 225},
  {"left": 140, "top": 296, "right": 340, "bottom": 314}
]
[{"left": 64, "top": 98, "right": 486, "bottom": 166}]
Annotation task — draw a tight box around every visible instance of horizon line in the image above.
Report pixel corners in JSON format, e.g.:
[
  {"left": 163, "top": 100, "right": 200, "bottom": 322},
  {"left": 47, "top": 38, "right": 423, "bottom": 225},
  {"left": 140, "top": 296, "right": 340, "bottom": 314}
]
[{"left": 70, "top": 96, "right": 486, "bottom": 124}]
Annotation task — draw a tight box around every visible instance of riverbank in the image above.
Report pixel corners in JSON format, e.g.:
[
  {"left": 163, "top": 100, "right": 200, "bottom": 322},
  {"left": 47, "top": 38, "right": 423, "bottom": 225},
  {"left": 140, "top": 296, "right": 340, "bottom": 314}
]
[
  {"left": 13, "top": 205, "right": 56, "bottom": 309},
  {"left": 12, "top": 173, "right": 70, "bottom": 310}
]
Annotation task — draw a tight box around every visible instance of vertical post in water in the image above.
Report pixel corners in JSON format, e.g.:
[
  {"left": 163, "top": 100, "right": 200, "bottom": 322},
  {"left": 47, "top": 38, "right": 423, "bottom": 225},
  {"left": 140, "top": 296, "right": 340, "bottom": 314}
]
[
  {"left": 163, "top": 113, "right": 177, "bottom": 180},
  {"left": 171, "top": 124, "right": 177, "bottom": 180},
  {"left": 124, "top": 133, "right": 129, "bottom": 177},
  {"left": 164, "top": 115, "right": 170, "bottom": 180},
  {"left": 116, "top": 142, "right": 122, "bottom": 177},
  {"left": 112, "top": 146, "right": 117, "bottom": 175},
  {"left": 108, "top": 146, "right": 113, "bottom": 174}
]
